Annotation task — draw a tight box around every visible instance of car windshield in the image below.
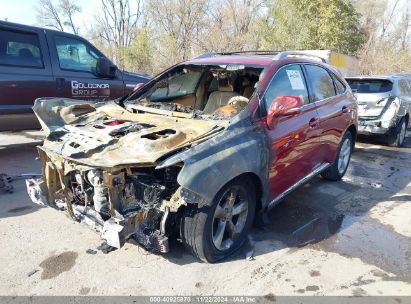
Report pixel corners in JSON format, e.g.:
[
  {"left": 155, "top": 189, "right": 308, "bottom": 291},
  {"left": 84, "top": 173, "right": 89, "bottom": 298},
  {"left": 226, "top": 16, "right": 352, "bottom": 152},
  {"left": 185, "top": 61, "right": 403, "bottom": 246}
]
[
  {"left": 346, "top": 79, "right": 393, "bottom": 94},
  {"left": 124, "top": 64, "right": 264, "bottom": 119}
]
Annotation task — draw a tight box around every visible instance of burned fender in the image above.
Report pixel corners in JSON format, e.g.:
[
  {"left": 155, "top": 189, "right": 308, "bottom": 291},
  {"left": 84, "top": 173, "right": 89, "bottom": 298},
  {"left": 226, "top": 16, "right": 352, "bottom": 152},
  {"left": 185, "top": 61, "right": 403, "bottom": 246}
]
[{"left": 158, "top": 119, "right": 269, "bottom": 207}]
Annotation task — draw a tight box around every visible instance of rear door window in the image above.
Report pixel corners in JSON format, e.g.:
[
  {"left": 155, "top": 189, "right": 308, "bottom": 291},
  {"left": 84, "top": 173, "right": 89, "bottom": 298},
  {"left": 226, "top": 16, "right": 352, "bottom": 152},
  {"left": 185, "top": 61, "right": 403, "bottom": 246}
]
[
  {"left": 346, "top": 79, "right": 393, "bottom": 94},
  {"left": 304, "top": 65, "right": 336, "bottom": 101},
  {"left": 0, "top": 29, "right": 43, "bottom": 68},
  {"left": 55, "top": 36, "right": 100, "bottom": 73},
  {"left": 264, "top": 64, "right": 309, "bottom": 110}
]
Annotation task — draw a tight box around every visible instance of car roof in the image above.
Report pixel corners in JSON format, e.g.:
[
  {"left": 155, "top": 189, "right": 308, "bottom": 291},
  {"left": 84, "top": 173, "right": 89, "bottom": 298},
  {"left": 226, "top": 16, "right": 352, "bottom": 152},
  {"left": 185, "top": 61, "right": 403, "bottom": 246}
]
[
  {"left": 0, "top": 20, "right": 83, "bottom": 39},
  {"left": 185, "top": 55, "right": 275, "bottom": 67}
]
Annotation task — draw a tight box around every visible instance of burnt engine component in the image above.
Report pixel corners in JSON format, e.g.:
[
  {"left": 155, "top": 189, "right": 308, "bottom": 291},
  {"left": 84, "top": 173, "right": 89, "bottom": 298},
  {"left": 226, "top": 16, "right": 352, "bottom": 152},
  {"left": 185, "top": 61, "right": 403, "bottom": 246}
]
[
  {"left": 87, "top": 170, "right": 109, "bottom": 214},
  {"left": 62, "top": 166, "right": 180, "bottom": 252},
  {"left": 132, "top": 175, "right": 166, "bottom": 207}
]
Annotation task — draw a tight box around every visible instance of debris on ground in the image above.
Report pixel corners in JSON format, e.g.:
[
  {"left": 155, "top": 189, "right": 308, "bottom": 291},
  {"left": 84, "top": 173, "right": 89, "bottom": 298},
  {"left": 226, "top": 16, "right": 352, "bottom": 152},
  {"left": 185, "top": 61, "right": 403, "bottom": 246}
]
[
  {"left": 1, "top": 173, "right": 42, "bottom": 194},
  {"left": 27, "top": 269, "right": 39, "bottom": 277},
  {"left": 86, "top": 249, "right": 97, "bottom": 255},
  {"left": 97, "top": 242, "right": 116, "bottom": 254}
]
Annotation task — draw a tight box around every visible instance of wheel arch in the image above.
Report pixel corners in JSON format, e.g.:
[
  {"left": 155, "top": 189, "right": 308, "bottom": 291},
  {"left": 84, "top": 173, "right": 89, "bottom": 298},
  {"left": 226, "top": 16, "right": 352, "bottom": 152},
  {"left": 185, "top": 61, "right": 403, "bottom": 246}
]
[
  {"left": 175, "top": 132, "right": 269, "bottom": 211},
  {"left": 230, "top": 172, "right": 263, "bottom": 212}
]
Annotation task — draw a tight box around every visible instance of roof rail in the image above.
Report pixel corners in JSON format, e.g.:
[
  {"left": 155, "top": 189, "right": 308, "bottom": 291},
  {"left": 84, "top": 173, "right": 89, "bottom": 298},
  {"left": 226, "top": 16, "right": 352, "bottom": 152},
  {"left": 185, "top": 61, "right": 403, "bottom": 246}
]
[
  {"left": 274, "top": 51, "right": 326, "bottom": 63},
  {"left": 194, "top": 50, "right": 326, "bottom": 63},
  {"left": 194, "top": 50, "right": 282, "bottom": 59}
]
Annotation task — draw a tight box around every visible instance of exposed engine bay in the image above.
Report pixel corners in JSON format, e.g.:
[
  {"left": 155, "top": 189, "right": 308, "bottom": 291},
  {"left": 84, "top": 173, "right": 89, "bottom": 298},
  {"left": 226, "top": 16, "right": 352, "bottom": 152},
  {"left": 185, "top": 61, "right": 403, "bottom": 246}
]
[{"left": 27, "top": 150, "right": 183, "bottom": 252}]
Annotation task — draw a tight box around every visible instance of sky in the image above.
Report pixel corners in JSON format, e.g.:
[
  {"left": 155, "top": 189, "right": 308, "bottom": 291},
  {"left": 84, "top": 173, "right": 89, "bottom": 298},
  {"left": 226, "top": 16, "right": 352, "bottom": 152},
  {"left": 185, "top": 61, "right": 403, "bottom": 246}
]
[
  {"left": 1, "top": 0, "right": 410, "bottom": 35},
  {"left": 0, "top": 0, "right": 99, "bottom": 30}
]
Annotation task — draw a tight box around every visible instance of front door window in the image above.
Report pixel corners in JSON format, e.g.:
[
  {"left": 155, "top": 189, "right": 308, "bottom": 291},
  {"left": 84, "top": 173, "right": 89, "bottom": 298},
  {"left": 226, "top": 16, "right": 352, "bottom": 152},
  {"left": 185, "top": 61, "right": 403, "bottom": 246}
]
[
  {"left": 264, "top": 64, "right": 309, "bottom": 111},
  {"left": 55, "top": 36, "right": 100, "bottom": 74}
]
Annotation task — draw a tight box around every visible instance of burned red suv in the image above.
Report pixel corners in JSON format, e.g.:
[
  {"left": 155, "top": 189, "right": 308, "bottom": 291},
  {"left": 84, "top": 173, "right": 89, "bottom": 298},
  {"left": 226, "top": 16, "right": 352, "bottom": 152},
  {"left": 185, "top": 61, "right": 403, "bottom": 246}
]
[{"left": 27, "top": 51, "right": 357, "bottom": 262}]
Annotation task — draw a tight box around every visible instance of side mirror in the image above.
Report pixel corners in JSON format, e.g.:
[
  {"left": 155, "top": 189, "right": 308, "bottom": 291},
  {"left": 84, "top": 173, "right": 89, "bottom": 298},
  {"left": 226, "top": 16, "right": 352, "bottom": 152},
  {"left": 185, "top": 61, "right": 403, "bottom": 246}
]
[
  {"left": 96, "top": 57, "right": 117, "bottom": 78},
  {"left": 267, "top": 95, "right": 303, "bottom": 129},
  {"left": 133, "top": 83, "right": 145, "bottom": 91}
]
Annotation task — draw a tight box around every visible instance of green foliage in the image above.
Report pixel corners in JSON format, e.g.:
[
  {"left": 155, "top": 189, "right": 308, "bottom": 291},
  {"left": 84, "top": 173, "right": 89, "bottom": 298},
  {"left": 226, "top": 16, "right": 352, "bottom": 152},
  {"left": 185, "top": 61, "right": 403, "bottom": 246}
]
[
  {"left": 258, "top": 0, "right": 365, "bottom": 55},
  {"left": 122, "top": 28, "right": 154, "bottom": 74}
]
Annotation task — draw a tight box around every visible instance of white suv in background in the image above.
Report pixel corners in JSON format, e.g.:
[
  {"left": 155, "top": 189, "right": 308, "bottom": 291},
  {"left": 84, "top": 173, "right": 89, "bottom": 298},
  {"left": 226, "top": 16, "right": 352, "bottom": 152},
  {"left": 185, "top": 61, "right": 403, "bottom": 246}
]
[{"left": 346, "top": 75, "right": 411, "bottom": 147}]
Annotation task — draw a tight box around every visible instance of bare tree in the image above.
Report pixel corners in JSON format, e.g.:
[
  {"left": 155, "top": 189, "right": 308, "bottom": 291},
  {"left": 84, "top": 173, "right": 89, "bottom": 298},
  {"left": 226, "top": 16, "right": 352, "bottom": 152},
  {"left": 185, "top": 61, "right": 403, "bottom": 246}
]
[
  {"left": 35, "top": 0, "right": 81, "bottom": 33},
  {"left": 354, "top": 0, "right": 411, "bottom": 74},
  {"left": 147, "top": 0, "right": 210, "bottom": 61},
  {"left": 36, "top": 0, "right": 64, "bottom": 31},
  {"left": 95, "top": 0, "right": 143, "bottom": 48},
  {"left": 59, "top": 0, "right": 81, "bottom": 34},
  {"left": 201, "top": 0, "right": 264, "bottom": 51}
]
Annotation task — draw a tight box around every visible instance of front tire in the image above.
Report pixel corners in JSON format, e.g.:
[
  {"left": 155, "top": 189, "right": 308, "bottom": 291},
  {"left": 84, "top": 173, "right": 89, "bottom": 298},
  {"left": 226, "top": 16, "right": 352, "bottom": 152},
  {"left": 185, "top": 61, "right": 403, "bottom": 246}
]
[
  {"left": 321, "top": 131, "right": 353, "bottom": 181},
  {"left": 180, "top": 176, "right": 256, "bottom": 263},
  {"left": 386, "top": 118, "right": 407, "bottom": 147}
]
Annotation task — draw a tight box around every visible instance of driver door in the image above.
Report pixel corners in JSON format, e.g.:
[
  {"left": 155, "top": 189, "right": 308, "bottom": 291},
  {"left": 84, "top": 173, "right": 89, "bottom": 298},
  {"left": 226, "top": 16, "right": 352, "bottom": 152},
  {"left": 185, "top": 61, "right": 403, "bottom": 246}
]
[
  {"left": 46, "top": 31, "right": 124, "bottom": 101},
  {"left": 264, "top": 64, "right": 322, "bottom": 201}
]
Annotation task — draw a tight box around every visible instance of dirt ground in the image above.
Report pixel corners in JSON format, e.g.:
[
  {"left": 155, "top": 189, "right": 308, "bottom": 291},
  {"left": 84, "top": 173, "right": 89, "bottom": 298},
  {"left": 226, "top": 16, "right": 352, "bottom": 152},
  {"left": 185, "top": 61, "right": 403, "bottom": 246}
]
[{"left": 0, "top": 130, "right": 410, "bottom": 296}]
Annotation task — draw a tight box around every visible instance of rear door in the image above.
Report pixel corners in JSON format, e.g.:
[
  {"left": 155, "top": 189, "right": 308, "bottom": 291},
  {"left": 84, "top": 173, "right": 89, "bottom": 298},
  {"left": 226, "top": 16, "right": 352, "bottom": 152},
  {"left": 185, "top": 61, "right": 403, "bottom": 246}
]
[
  {"left": 304, "top": 64, "right": 353, "bottom": 164},
  {"left": 264, "top": 64, "right": 322, "bottom": 200},
  {"left": 0, "top": 25, "right": 54, "bottom": 116},
  {"left": 46, "top": 31, "right": 125, "bottom": 101}
]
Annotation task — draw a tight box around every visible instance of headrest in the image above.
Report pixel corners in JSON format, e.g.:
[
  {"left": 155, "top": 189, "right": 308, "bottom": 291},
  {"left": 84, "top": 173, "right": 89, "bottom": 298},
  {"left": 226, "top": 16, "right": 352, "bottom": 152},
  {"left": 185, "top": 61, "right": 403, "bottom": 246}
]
[
  {"left": 218, "top": 78, "right": 233, "bottom": 92},
  {"left": 219, "top": 84, "right": 234, "bottom": 92}
]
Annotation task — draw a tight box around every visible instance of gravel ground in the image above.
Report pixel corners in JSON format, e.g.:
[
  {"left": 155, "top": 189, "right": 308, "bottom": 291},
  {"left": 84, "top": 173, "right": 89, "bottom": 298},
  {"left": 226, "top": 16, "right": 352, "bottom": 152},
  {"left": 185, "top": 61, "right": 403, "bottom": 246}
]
[{"left": 0, "top": 130, "right": 410, "bottom": 296}]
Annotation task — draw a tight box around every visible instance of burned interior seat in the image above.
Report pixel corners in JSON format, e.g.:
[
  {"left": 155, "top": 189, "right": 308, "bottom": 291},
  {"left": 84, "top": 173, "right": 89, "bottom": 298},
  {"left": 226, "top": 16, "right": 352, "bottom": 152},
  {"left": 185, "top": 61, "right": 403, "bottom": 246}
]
[
  {"left": 203, "top": 78, "right": 239, "bottom": 114},
  {"left": 243, "top": 85, "right": 254, "bottom": 99}
]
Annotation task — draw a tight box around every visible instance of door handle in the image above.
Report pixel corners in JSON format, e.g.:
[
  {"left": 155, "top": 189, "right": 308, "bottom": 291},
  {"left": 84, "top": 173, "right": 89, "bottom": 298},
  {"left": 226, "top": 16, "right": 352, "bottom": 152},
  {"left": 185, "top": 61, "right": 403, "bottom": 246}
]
[
  {"left": 309, "top": 117, "right": 319, "bottom": 128},
  {"left": 56, "top": 78, "right": 65, "bottom": 90},
  {"left": 342, "top": 106, "right": 350, "bottom": 114}
]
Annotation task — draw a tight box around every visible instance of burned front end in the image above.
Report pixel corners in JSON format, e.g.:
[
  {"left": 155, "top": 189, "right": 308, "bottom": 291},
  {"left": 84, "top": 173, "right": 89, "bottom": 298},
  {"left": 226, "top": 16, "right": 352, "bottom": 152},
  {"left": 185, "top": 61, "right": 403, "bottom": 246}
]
[
  {"left": 27, "top": 152, "right": 182, "bottom": 252},
  {"left": 27, "top": 98, "right": 226, "bottom": 252}
]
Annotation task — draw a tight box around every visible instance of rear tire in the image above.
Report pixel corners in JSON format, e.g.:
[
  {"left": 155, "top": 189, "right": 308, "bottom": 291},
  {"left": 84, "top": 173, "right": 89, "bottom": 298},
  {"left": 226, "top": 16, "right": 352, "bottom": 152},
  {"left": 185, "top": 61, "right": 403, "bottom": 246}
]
[
  {"left": 180, "top": 176, "right": 256, "bottom": 263},
  {"left": 321, "top": 131, "right": 353, "bottom": 181},
  {"left": 386, "top": 118, "right": 407, "bottom": 147}
]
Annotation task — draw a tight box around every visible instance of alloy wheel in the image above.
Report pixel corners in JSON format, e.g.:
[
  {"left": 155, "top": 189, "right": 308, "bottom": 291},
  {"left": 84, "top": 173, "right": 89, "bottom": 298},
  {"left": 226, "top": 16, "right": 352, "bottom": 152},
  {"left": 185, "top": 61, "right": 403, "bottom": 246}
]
[
  {"left": 212, "top": 186, "right": 249, "bottom": 251},
  {"left": 338, "top": 137, "right": 351, "bottom": 174}
]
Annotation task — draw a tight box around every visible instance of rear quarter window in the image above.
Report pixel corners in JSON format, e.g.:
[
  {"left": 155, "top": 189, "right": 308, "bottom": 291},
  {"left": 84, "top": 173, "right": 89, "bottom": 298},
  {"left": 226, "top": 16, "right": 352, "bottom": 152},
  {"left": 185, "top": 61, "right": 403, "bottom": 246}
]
[
  {"left": 346, "top": 79, "right": 393, "bottom": 94},
  {"left": 0, "top": 29, "right": 44, "bottom": 68},
  {"left": 333, "top": 76, "right": 346, "bottom": 95}
]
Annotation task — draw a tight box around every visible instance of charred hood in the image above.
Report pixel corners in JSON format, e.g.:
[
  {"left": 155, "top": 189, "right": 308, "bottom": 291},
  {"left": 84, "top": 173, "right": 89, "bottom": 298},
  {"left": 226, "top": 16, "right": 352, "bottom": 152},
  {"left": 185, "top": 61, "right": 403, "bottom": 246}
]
[{"left": 33, "top": 98, "right": 227, "bottom": 168}]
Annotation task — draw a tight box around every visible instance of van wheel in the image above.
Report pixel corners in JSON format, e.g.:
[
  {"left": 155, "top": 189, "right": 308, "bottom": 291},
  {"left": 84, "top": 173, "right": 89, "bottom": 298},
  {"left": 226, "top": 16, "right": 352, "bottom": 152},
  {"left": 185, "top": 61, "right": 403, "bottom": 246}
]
[
  {"left": 180, "top": 176, "right": 256, "bottom": 263},
  {"left": 321, "top": 131, "right": 353, "bottom": 181},
  {"left": 386, "top": 118, "right": 407, "bottom": 147}
]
